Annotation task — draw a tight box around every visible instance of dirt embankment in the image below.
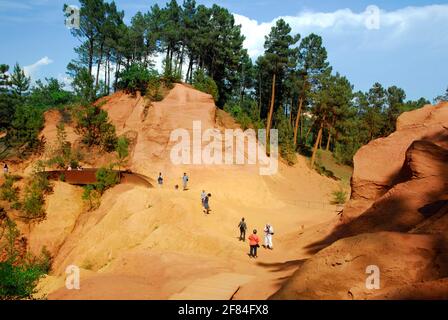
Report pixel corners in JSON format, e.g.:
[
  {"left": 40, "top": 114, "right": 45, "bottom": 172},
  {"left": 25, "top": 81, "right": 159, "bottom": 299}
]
[
  {"left": 23, "top": 84, "right": 340, "bottom": 300},
  {"left": 272, "top": 102, "right": 448, "bottom": 300}
]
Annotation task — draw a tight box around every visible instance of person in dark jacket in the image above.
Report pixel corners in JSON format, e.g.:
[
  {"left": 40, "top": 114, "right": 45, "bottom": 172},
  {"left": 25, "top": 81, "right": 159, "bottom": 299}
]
[
  {"left": 203, "top": 193, "right": 211, "bottom": 214},
  {"left": 238, "top": 218, "right": 247, "bottom": 241}
]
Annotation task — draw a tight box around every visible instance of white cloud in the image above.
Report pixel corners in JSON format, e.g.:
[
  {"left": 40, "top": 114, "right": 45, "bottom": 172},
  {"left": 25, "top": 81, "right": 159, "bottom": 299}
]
[
  {"left": 23, "top": 56, "right": 53, "bottom": 77},
  {"left": 0, "top": 1, "right": 32, "bottom": 10},
  {"left": 233, "top": 4, "right": 448, "bottom": 59},
  {"left": 57, "top": 73, "right": 73, "bottom": 91}
]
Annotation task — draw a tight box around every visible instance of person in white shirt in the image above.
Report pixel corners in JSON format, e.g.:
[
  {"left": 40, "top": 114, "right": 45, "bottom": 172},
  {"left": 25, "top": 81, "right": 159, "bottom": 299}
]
[
  {"left": 201, "top": 190, "right": 207, "bottom": 207},
  {"left": 264, "top": 224, "right": 274, "bottom": 250}
]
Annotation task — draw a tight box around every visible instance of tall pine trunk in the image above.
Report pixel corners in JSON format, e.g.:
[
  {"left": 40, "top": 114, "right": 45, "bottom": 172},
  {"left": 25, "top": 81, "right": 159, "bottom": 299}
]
[
  {"left": 88, "top": 38, "right": 94, "bottom": 76},
  {"left": 114, "top": 57, "right": 121, "bottom": 92},
  {"left": 258, "top": 73, "right": 262, "bottom": 119},
  {"left": 326, "top": 131, "right": 331, "bottom": 151},
  {"left": 179, "top": 46, "right": 185, "bottom": 77},
  {"left": 310, "top": 119, "right": 324, "bottom": 169},
  {"left": 289, "top": 97, "right": 293, "bottom": 126},
  {"left": 266, "top": 73, "right": 276, "bottom": 139},
  {"left": 293, "top": 96, "right": 303, "bottom": 146},
  {"left": 186, "top": 56, "right": 193, "bottom": 83},
  {"left": 95, "top": 42, "right": 104, "bottom": 89}
]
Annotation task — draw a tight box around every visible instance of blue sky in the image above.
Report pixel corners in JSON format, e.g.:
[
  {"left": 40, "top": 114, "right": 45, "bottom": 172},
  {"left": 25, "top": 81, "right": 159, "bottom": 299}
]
[{"left": 0, "top": 0, "right": 447, "bottom": 101}]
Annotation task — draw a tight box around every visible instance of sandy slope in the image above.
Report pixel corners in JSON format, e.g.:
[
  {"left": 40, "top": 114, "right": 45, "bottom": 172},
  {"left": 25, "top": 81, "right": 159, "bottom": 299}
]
[{"left": 30, "top": 84, "right": 339, "bottom": 300}]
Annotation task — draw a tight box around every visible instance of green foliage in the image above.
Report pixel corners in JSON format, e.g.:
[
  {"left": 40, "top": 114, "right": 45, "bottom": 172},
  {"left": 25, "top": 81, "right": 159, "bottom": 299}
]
[
  {"left": 162, "top": 59, "right": 182, "bottom": 87},
  {"left": 115, "top": 136, "right": 129, "bottom": 169},
  {"left": 332, "top": 188, "right": 348, "bottom": 205},
  {"left": 46, "top": 122, "right": 82, "bottom": 169},
  {"left": 0, "top": 174, "right": 21, "bottom": 202},
  {"left": 10, "top": 63, "right": 30, "bottom": 97},
  {"left": 193, "top": 69, "right": 219, "bottom": 101},
  {"left": 275, "top": 110, "right": 296, "bottom": 165},
  {"left": 95, "top": 167, "right": 119, "bottom": 195},
  {"left": 6, "top": 104, "right": 44, "bottom": 153},
  {"left": 145, "top": 71, "right": 163, "bottom": 101},
  {"left": 118, "top": 63, "right": 154, "bottom": 95},
  {"left": 70, "top": 66, "right": 96, "bottom": 103},
  {"left": 22, "top": 173, "right": 52, "bottom": 219},
  {"left": 82, "top": 184, "right": 101, "bottom": 211},
  {"left": 27, "top": 78, "right": 74, "bottom": 108},
  {"left": 81, "top": 167, "right": 119, "bottom": 210},
  {"left": 0, "top": 217, "right": 50, "bottom": 300},
  {"left": 0, "top": 260, "right": 44, "bottom": 300},
  {"left": 73, "top": 104, "right": 117, "bottom": 152},
  {"left": 11, "top": 202, "right": 21, "bottom": 210}
]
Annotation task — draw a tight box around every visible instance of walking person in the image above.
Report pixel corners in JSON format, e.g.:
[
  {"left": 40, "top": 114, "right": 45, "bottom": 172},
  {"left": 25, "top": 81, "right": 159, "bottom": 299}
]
[
  {"left": 203, "top": 193, "right": 211, "bottom": 214},
  {"left": 157, "top": 172, "right": 164, "bottom": 187},
  {"left": 3, "top": 163, "right": 8, "bottom": 175},
  {"left": 264, "top": 224, "right": 274, "bottom": 250},
  {"left": 238, "top": 218, "right": 247, "bottom": 241},
  {"left": 182, "top": 173, "right": 189, "bottom": 190},
  {"left": 248, "top": 229, "right": 260, "bottom": 258},
  {"left": 201, "top": 190, "right": 207, "bottom": 207}
]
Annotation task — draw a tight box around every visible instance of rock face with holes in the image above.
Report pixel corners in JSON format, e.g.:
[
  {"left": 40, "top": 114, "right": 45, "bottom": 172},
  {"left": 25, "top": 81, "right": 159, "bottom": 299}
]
[{"left": 272, "top": 102, "right": 448, "bottom": 300}]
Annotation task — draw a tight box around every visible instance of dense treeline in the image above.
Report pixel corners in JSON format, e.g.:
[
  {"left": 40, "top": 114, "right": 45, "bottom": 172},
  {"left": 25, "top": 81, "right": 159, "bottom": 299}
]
[
  {"left": 64, "top": 0, "right": 248, "bottom": 107},
  {"left": 0, "top": 64, "right": 75, "bottom": 158},
  {"left": 226, "top": 20, "right": 431, "bottom": 165},
  {"left": 64, "top": 0, "right": 434, "bottom": 167}
]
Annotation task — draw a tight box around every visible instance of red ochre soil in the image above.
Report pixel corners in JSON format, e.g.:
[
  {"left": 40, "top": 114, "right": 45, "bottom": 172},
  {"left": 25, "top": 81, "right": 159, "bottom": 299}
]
[{"left": 4, "top": 84, "right": 447, "bottom": 300}]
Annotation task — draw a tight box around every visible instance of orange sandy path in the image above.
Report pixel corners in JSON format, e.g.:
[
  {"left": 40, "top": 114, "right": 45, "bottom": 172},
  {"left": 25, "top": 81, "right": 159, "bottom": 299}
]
[{"left": 30, "top": 84, "right": 339, "bottom": 300}]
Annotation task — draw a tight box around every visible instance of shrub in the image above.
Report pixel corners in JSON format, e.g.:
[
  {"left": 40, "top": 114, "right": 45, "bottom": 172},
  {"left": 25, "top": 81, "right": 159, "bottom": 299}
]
[
  {"left": 0, "top": 174, "right": 21, "bottom": 202},
  {"left": 144, "top": 68, "right": 178, "bottom": 104},
  {"left": 332, "top": 188, "right": 348, "bottom": 205},
  {"left": 22, "top": 190, "right": 45, "bottom": 219},
  {"left": 82, "top": 184, "right": 101, "bottom": 211},
  {"left": 73, "top": 104, "right": 117, "bottom": 152},
  {"left": 193, "top": 69, "right": 219, "bottom": 101},
  {"left": 11, "top": 202, "right": 21, "bottom": 210},
  {"left": 95, "top": 167, "right": 119, "bottom": 195},
  {"left": 224, "top": 100, "right": 262, "bottom": 131},
  {"left": 45, "top": 123, "right": 84, "bottom": 169},
  {"left": 145, "top": 71, "right": 162, "bottom": 101},
  {"left": 162, "top": 59, "right": 182, "bottom": 88},
  {"left": 117, "top": 63, "right": 153, "bottom": 95},
  {"left": 275, "top": 110, "right": 297, "bottom": 166},
  {"left": 6, "top": 104, "right": 44, "bottom": 152},
  {"left": 28, "top": 78, "right": 74, "bottom": 108},
  {"left": 70, "top": 66, "right": 96, "bottom": 103},
  {"left": 115, "top": 136, "right": 129, "bottom": 170},
  {"left": 22, "top": 173, "right": 52, "bottom": 219},
  {"left": 0, "top": 219, "right": 50, "bottom": 299},
  {"left": 0, "top": 260, "right": 46, "bottom": 299}
]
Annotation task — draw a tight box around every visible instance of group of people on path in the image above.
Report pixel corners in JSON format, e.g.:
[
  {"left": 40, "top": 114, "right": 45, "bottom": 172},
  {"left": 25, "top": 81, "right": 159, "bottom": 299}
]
[
  {"left": 238, "top": 218, "right": 274, "bottom": 258},
  {"left": 156, "top": 172, "right": 213, "bottom": 214},
  {"left": 157, "top": 172, "right": 189, "bottom": 191},
  {"left": 67, "top": 165, "right": 83, "bottom": 171},
  {"left": 155, "top": 172, "right": 275, "bottom": 259}
]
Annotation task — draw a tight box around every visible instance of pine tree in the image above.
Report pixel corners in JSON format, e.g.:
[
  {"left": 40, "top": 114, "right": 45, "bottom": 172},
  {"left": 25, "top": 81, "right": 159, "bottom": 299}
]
[
  {"left": 294, "top": 34, "right": 330, "bottom": 146},
  {"left": 262, "top": 19, "right": 299, "bottom": 138},
  {"left": 10, "top": 63, "right": 30, "bottom": 97}
]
